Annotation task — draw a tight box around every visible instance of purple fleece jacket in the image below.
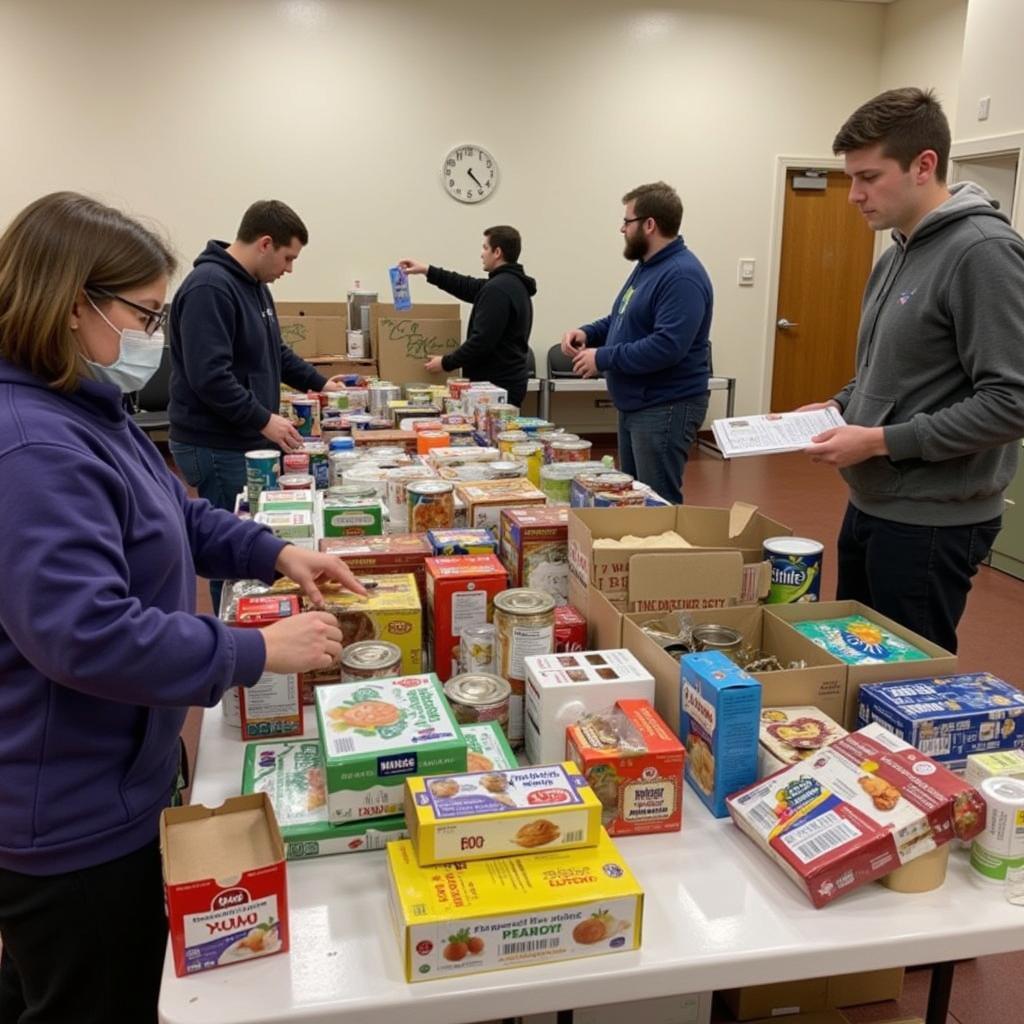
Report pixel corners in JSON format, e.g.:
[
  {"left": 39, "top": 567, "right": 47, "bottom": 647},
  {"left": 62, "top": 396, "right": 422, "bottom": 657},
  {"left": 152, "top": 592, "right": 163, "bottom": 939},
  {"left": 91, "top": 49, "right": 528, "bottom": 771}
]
[{"left": 0, "top": 358, "right": 286, "bottom": 875}]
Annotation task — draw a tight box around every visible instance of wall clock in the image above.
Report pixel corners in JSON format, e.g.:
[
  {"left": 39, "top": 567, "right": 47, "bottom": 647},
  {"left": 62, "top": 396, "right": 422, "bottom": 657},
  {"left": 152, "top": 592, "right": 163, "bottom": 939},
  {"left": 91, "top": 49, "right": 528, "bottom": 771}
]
[{"left": 442, "top": 144, "right": 498, "bottom": 203}]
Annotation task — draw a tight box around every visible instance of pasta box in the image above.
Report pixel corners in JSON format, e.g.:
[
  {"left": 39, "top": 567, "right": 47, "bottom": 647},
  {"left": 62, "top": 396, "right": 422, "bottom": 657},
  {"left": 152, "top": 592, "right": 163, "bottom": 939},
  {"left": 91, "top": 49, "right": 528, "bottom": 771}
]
[
  {"left": 161, "top": 794, "right": 288, "bottom": 976},
  {"left": 500, "top": 506, "right": 570, "bottom": 606},
  {"left": 679, "top": 651, "right": 761, "bottom": 818},
  {"left": 726, "top": 723, "right": 987, "bottom": 908},
  {"left": 386, "top": 828, "right": 642, "bottom": 982},
  {"left": 314, "top": 673, "right": 466, "bottom": 822}
]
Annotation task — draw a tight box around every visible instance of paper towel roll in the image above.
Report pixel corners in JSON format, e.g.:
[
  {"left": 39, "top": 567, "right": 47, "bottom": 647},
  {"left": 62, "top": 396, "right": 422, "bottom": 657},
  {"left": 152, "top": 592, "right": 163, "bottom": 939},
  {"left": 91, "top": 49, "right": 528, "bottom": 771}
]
[{"left": 970, "top": 776, "right": 1024, "bottom": 882}]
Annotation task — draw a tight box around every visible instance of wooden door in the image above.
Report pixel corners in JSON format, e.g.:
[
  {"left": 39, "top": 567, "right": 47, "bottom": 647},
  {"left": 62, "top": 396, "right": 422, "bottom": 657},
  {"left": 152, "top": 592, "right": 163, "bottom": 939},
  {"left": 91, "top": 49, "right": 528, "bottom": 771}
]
[{"left": 770, "top": 170, "right": 876, "bottom": 411}]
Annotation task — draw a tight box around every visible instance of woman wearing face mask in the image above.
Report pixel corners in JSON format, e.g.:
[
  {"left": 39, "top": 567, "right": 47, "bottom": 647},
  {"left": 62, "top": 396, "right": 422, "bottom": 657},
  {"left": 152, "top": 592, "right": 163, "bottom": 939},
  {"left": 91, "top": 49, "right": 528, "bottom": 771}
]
[{"left": 0, "top": 192, "right": 365, "bottom": 1023}]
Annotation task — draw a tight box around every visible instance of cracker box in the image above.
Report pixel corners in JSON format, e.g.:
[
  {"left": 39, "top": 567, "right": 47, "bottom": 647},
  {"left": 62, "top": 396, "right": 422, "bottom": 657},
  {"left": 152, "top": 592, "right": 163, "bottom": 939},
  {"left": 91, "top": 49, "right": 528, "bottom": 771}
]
[
  {"left": 857, "top": 673, "right": 1024, "bottom": 773},
  {"left": 966, "top": 749, "right": 1024, "bottom": 788},
  {"left": 300, "top": 573, "right": 422, "bottom": 691},
  {"left": 454, "top": 478, "right": 547, "bottom": 530},
  {"left": 425, "top": 554, "right": 508, "bottom": 682},
  {"left": 255, "top": 509, "right": 314, "bottom": 540},
  {"left": 386, "top": 829, "right": 642, "bottom": 982},
  {"left": 461, "top": 721, "right": 518, "bottom": 772},
  {"left": 405, "top": 761, "right": 603, "bottom": 865},
  {"left": 727, "top": 723, "right": 987, "bottom": 908},
  {"left": 242, "top": 740, "right": 408, "bottom": 859},
  {"left": 523, "top": 650, "right": 656, "bottom": 766},
  {"left": 258, "top": 488, "right": 315, "bottom": 513},
  {"left": 566, "top": 699, "right": 685, "bottom": 836},
  {"left": 318, "top": 533, "right": 432, "bottom": 606},
  {"left": 500, "top": 506, "right": 570, "bottom": 606},
  {"left": 791, "top": 616, "right": 930, "bottom": 666},
  {"left": 236, "top": 596, "right": 303, "bottom": 739},
  {"left": 679, "top": 651, "right": 761, "bottom": 818},
  {"left": 315, "top": 673, "right": 466, "bottom": 822},
  {"left": 321, "top": 494, "right": 385, "bottom": 537},
  {"left": 759, "top": 706, "right": 847, "bottom": 779},
  {"left": 427, "top": 527, "right": 498, "bottom": 556},
  {"left": 555, "top": 603, "right": 588, "bottom": 654},
  {"left": 161, "top": 794, "right": 288, "bottom": 976}
]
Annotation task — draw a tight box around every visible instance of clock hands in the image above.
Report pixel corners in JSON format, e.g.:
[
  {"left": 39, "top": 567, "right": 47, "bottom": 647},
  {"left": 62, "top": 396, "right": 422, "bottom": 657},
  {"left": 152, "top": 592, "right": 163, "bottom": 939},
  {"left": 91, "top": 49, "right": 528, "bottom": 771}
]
[{"left": 467, "top": 168, "right": 483, "bottom": 188}]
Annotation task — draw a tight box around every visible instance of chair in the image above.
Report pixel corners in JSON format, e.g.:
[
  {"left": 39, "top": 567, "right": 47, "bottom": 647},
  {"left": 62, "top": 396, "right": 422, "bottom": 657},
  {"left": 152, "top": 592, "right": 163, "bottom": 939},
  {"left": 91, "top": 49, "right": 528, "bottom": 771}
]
[
  {"left": 547, "top": 342, "right": 578, "bottom": 378},
  {"left": 526, "top": 346, "right": 536, "bottom": 378},
  {"left": 131, "top": 344, "right": 171, "bottom": 437}
]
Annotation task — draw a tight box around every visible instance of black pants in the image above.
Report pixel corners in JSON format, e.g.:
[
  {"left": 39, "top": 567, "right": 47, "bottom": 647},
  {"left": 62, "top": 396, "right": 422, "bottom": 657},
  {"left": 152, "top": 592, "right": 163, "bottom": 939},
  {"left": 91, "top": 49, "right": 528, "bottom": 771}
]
[
  {"left": 0, "top": 840, "right": 167, "bottom": 1024},
  {"left": 836, "top": 503, "right": 1002, "bottom": 654}
]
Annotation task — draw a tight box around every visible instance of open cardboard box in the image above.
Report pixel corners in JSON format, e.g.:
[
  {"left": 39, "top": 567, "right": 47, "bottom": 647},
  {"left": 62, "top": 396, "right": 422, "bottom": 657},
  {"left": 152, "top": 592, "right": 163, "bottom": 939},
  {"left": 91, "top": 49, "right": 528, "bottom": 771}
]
[
  {"left": 567, "top": 502, "right": 788, "bottom": 619},
  {"left": 722, "top": 967, "right": 904, "bottom": 1020},
  {"left": 371, "top": 302, "right": 462, "bottom": 386},
  {"left": 277, "top": 300, "right": 348, "bottom": 358},
  {"left": 764, "top": 600, "right": 957, "bottom": 729}
]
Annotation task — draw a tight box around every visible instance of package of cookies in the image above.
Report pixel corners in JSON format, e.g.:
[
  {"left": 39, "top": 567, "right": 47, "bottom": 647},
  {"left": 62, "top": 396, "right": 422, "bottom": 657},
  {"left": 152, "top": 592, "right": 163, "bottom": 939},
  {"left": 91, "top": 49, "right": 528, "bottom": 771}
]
[
  {"left": 460, "top": 721, "right": 518, "bottom": 772},
  {"left": 404, "top": 762, "right": 602, "bottom": 866},
  {"left": 758, "top": 705, "right": 847, "bottom": 778},
  {"left": 727, "top": 723, "right": 987, "bottom": 907},
  {"left": 315, "top": 673, "right": 466, "bottom": 823}
]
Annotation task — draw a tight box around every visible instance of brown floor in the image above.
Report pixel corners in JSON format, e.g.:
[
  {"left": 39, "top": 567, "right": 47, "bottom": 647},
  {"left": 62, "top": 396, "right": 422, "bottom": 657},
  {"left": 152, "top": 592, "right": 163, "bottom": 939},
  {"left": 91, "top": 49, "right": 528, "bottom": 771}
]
[{"left": 178, "top": 444, "right": 1024, "bottom": 1023}]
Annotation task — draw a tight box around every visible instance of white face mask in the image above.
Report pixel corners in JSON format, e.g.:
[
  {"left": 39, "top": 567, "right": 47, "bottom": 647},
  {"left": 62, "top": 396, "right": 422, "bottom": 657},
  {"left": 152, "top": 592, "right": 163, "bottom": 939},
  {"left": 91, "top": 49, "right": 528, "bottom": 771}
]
[{"left": 84, "top": 298, "right": 165, "bottom": 392}]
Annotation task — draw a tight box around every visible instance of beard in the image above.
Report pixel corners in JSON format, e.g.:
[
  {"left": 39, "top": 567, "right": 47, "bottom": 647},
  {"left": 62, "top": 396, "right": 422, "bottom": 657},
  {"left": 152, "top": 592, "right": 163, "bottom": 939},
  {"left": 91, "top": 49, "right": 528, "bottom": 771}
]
[{"left": 623, "top": 232, "right": 648, "bottom": 262}]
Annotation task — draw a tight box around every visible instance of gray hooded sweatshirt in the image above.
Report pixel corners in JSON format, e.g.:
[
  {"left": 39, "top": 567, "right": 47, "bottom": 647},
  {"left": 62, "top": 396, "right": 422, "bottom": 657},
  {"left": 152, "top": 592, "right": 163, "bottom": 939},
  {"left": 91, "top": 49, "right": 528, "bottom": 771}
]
[{"left": 833, "top": 181, "right": 1024, "bottom": 526}]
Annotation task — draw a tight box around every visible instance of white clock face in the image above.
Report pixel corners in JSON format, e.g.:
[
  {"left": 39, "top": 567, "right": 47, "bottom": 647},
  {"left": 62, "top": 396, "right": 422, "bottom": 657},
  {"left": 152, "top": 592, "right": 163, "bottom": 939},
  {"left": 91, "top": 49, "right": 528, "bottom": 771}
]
[{"left": 442, "top": 145, "right": 498, "bottom": 204}]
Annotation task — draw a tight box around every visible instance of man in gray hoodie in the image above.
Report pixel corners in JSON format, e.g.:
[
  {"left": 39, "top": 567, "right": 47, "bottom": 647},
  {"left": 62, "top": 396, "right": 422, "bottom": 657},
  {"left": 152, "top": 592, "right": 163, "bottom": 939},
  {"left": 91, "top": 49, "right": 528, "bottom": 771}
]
[{"left": 803, "top": 87, "right": 1024, "bottom": 652}]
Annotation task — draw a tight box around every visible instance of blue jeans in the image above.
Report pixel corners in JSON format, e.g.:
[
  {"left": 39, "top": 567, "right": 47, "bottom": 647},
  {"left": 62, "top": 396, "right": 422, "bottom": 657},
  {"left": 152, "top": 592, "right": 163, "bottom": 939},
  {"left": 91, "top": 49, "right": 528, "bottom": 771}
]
[
  {"left": 617, "top": 396, "right": 708, "bottom": 505},
  {"left": 169, "top": 441, "right": 248, "bottom": 613}
]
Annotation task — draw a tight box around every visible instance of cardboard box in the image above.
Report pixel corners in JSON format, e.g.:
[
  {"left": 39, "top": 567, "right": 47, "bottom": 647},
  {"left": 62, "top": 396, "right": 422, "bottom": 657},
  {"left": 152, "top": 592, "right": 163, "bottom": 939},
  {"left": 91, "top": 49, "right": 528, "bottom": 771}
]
[
  {"left": 569, "top": 992, "right": 712, "bottom": 1024},
  {"left": 461, "top": 721, "right": 518, "bottom": 772},
  {"left": 567, "top": 503, "right": 786, "bottom": 617},
  {"left": 427, "top": 527, "right": 498, "bottom": 556},
  {"left": 555, "top": 603, "right": 588, "bottom": 654},
  {"left": 277, "top": 300, "right": 347, "bottom": 359},
  {"left": 500, "top": 506, "right": 570, "bottom": 605},
  {"left": 719, "top": 979, "right": 829, "bottom": 1020},
  {"left": 455, "top": 478, "right": 547, "bottom": 530},
  {"left": 727, "top": 723, "right": 987, "bottom": 908},
  {"left": 236, "top": 596, "right": 303, "bottom": 740},
  {"left": 827, "top": 967, "right": 904, "bottom": 1007},
  {"left": 405, "top": 761, "right": 603, "bottom": 865},
  {"left": 242, "top": 740, "right": 407, "bottom": 859},
  {"left": 372, "top": 301, "right": 461, "bottom": 385},
  {"left": 308, "top": 356, "right": 377, "bottom": 380},
  {"left": 161, "top": 794, "right": 288, "bottom": 976},
  {"left": 765, "top": 601, "right": 958, "bottom": 729},
  {"left": 352, "top": 428, "right": 419, "bottom": 453},
  {"left": 321, "top": 494, "right": 385, "bottom": 537},
  {"left": 386, "top": 829, "right": 643, "bottom": 983},
  {"left": 742, "top": 1013, "right": 845, "bottom": 1024},
  {"left": 966, "top": 748, "right": 1024, "bottom": 787},
  {"left": 318, "top": 533, "right": 432, "bottom": 606},
  {"left": 315, "top": 673, "right": 466, "bottom": 822}
]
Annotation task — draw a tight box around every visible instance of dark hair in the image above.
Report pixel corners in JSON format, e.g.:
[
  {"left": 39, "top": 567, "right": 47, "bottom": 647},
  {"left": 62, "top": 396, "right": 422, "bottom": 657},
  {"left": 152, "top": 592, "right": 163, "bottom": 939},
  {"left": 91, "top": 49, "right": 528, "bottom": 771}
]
[
  {"left": 483, "top": 225, "right": 521, "bottom": 264},
  {"left": 621, "top": 182, "right": 683, "bottom": 237},
  {"left": 832, "top": 87, "right": 951, "bottom": 182},
  {"left": 236, "top": 200, "right": 309, "bottom": 248},
  {"left": 0, "top": 192, "right": 176, "bottom": 391}
]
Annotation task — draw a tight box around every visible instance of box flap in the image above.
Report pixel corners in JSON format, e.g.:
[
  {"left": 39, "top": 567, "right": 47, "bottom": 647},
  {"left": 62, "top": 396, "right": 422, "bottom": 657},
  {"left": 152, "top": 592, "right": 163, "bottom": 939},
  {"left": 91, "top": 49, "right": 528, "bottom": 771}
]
[
  {"left": 627, "top": 551, "right": 744, "bottom": 608},
  {"left": 728, "top": 501, "right": 759, "bottom": 538}
]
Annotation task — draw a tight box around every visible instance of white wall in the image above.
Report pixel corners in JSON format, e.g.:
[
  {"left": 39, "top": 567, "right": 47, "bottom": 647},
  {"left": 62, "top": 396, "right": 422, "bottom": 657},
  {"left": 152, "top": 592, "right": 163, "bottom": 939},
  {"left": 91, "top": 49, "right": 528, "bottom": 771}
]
[
  {"left": 956, "top": 0, "right": 1024, "bottom": 141},
  {"left": 0, "top": 0, "right": 888, "bottom": 413}
]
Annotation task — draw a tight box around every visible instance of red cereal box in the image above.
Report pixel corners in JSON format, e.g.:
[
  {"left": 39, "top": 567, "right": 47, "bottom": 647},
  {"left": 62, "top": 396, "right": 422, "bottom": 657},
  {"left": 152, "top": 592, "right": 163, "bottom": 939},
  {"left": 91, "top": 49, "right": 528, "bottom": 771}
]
[
  {"left": 566, "top": 699, "right": 685, "bottom": 836},
  {"left": 425, "top": 555, "right": 508, "bottom": 681},
  {"left": 161, "top": 794, "right": 289, "bottom": 976},
  {"left": 236, "top": 596, "right": 303, "bottom": 740},
  {"left": 554, "top": 603, "right": 588, "bottom": 654}
]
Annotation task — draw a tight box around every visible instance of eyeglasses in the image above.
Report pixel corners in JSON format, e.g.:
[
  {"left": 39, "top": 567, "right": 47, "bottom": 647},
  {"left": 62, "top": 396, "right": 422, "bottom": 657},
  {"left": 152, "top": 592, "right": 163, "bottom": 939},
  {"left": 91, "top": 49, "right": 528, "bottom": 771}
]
[
  {"left": 87, "top": 287, "right": 167, "bottom": 337},
  {"left": 622, "top": 216, "right": 647, "bottom": 226}
]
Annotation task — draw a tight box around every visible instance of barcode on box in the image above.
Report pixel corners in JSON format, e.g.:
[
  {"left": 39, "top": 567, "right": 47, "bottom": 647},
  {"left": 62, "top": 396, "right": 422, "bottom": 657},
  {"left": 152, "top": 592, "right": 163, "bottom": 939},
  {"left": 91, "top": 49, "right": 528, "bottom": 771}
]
[
  {"left": 918, "top": 736, "right": 951, "bottom": 757},
  {"left": 501, "top": 938, "right": 560, "bottom": 956},
  {"left": 748, "top": 802, "right": 778, "bottom": 837},
  {"left": 332, "top": 738, "right": 356, "bottom": 753},
  {"left": 564, "top": 830, "right": 584, "bottom": 843},
  {"left": 780, "top": 811, "right": 861, "bottom": 864}
]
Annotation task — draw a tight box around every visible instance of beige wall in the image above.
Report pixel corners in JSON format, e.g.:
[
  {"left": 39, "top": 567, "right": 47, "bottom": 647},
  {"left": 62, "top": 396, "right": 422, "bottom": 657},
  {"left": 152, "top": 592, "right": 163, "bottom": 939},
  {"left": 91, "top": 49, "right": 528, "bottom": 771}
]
[
  {"left": 956, "top": 0, "right": 1024, "bottom": 140},
  {"left": 0, "top": 0, "right": 890, "bottom": 414}
]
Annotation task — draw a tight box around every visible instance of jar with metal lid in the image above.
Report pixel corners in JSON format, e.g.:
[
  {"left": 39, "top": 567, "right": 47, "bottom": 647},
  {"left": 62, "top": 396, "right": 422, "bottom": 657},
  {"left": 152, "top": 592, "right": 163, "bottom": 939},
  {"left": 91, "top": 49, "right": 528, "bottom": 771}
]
[
  {"left": 327, "top": 482, "right": 379, "bottom": 502},
  {"left": 459, "top": 623, "right": 498, "bottom": 674},
  {"left": 340, "top": 640, "right": 403, "bottom": 682},
  {"left": 328, "top": 450, "right": 363, "bottom": 486},
  {"left": 278, "top": 472, "right": 316, "bottom": 491},
  {"left": 691, "top": 624, "right": 744, "bottom": 655},
  {"left": 487, "top": 460, "right": 526, "bottom": 480},
  {"left": 407, "top": 479, "right": 455, "bottom": 532},
  {"left": 443, "top": 672, "right": 511, "bottom": 732}
]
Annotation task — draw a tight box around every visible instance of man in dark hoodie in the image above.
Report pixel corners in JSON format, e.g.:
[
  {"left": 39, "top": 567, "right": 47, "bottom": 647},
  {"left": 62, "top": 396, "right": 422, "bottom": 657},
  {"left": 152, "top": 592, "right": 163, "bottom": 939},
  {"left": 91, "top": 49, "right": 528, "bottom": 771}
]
[
  {"left": 398, "top": 225, "right": 536, "bottom": 405},
  {"left": 803, "top": 88, "right": 1024, "bottom": 651}
]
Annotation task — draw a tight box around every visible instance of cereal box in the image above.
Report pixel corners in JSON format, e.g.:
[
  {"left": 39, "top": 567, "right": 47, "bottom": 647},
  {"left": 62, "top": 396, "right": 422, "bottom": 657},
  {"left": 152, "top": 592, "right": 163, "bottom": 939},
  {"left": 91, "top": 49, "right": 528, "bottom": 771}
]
[
  {"left": 315, "top": 674, "right": 466, "bottom": 822},
  {"left": 161, "top": 794, "right": 288, "bottom": 976},
  {"left": 300, "top": 573, "right": 422, "bottom": 691},
  {"left": 566, "top": 699, "right": 685, "bottom": 836},
  {"left": 758, "top": 706, "right": 847, "bottom": 779},
  {"left": 405, "top": 762, "right": 603, "bottom": 865},
  {"left": 318, "top": 533, "right": 432, "bottom": 606},
  {"left": 679, "top": 651, "right": 761, "bottom": 818},
  {"left": 461, "top": 721, "right": 518, "bottom": 772},
  {"left": 500, "top": 507, "right": 570, "bottom": 606},
  {"left": 966, "top": 749, "right": 1024, "bottom": 788},
  {"left": 386, "top": 829, "right": 642, "bottom": 982},
  {"left": 425, "top": 555, "right": 508, "bottom": 682},
  {"left": 857, "top": 673, "right": 1024, "bottom": 773},
  {"left": 427, "top": 527, "right": 499, "bottom": 556},
  {"left": 524, "top": 650, "right": 656, "bottom": 766},
  {"left": 454, "top": 478, "right": 546, "bottom": 530},
  {"left": 727, "top": 723, "right": 987, "bottom": 908},
  {"left": 555, "top": 604, "right": 588, "bottom": 654},
  {"left": 242, "top": 740, "right": 408, "bottom": 859},
  {"left": 791, "top": 616, "right": 930, "bottom": 665}
]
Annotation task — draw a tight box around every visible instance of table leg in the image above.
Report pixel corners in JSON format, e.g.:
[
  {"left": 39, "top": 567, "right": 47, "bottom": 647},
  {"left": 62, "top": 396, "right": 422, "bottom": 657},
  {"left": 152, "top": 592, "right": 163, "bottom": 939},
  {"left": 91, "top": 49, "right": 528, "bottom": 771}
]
[
  {"left": 725, "top": 378, "right": 736, "bottom": 418},
  {"left": 925, "top": 960, "right": 955, "bottom": 1024},
  {"left": 556, "top": 1011, "right": 573, "bottom": 1024},
  {"left": 540, "top": 380, "right": 551, "bottom": 422}
]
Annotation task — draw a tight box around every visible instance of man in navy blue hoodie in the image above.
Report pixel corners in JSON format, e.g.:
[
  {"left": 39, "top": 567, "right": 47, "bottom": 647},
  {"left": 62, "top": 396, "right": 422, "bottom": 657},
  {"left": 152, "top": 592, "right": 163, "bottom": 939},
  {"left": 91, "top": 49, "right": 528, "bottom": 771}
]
[{"left": 561, "top": 182, "right": 712, "bottom": 504}]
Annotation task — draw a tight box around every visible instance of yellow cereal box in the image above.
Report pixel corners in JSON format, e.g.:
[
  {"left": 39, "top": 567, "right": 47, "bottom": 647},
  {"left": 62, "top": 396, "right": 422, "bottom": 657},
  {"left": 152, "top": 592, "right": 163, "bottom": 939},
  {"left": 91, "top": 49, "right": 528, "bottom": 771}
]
[
  {"left": 405, "top": 762, "right": 603, "bottom": 866},
  {"left": 386, "top": 829, "right": 642, "bottom": 982}
]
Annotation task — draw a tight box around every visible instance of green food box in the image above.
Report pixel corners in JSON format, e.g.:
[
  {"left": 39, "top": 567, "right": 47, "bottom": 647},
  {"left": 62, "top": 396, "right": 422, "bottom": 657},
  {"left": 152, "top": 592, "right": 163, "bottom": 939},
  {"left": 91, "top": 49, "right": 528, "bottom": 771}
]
[
  {"left": 255, "top": 509, "right": 315, "bottom": 539},
  {"left": 241, "top": 739, "right": 407, "bottom": 858},
  {"left": 315, "top": 673, "right": 466, "bottom": 822},
  {"left": 322, "top": 496, "right": 385, "bottom": 537},
  {"left": 461, "top": 721, "right": 517, "bottom": 771}
]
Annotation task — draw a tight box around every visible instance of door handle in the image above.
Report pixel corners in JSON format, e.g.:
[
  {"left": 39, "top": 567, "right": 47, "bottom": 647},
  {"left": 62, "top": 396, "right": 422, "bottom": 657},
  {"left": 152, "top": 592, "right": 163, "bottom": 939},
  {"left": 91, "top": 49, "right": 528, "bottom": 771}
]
[{"left": 777, "top": 318, "right": 800, "bottom": 330}]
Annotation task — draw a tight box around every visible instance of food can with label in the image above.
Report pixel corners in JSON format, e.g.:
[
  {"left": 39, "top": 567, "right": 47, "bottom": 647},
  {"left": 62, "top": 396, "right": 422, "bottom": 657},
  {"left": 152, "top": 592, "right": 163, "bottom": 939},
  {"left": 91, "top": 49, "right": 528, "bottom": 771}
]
[
  {"left": 291, "top": 396, "right": 319, "bottom": 438},
  {"left": 592, "top": 489, "right": 646, "bottom": 508},
  {"left": 368, "top": 383, "right": 401, "bottom": 419},
  {"left": 459, "top": 623, "right": 498, "bottom": 674},
  {"left": 764, "top": 536, "right": 824, "bottom": 604},
  {"left": 278, "top": 473, "right": 316, "bottom": 491},
  {"left": 405, "top": 385, "right": 432, "bottom": 405},
  {"left": 539, "top": 463, "right": 580, "bottom": 505},
  {"left": 550, "top": 439, "right": 593, "bottom": 463},
  {"left": 486, "top": 403, "right": 520, "bottom": 443},
  {"left": 416, "top": 430, "right": 451, "bottom": 456},
  {"left": 328, "top": 451, "right": 363, "bottom": 486},
  {"left": 305, "top": 442, "right": 330, "bottom": 490},
  {"left": 496, "top": 430, "right": 530, "bottom": 456},
  {"left": 487, "top": 460, "right": 525, "bottom": 480},
  {"left": 443, "top": 672, "right": 511, "bottom": 733},
  {"left": 509, "top": 442, "right": 543, "bottom": 487},
  {"left": 386, "top": 466, "right": 435, "bottom": 532},
  {"left": 692, "top": 624, "right": 744, "bottom": 655},
  {"left": 541, "top": 432, "right": 579, "bottom": 464},
  {"left": 245, "top": 449, "right": 280, "bottom": 507},
  {"left": 283, "top": 451, "right": 310, "bottom": 475},
  {"left": 448, "top": 378, "right": 472, "bottom": 401},
  {"left": 407, "top": 479, "right": 456, "bottom": 533},
  {"left": 494, "top": 589, "right": 556, "bottom": 746},
  {"left": 340, "top": 640, "right": 403, "bottom": 682}
]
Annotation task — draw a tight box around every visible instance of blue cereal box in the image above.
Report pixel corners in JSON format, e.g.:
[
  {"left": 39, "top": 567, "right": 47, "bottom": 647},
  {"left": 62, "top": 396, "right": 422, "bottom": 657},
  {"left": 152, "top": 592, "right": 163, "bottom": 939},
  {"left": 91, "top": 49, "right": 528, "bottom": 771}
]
[
  {"left": 858, "top": 672, "right": 1024, "bottom": 773},
  {"left": 679, "top": 651, "right": 761, "bottom": 817}
]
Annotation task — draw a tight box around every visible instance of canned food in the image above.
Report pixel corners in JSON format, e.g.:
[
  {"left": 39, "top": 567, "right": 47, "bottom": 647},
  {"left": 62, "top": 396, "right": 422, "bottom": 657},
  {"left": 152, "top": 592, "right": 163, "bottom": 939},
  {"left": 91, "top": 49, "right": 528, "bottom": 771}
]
[
  {"left": 416, "top": 430, "right": 451, "bottom": 456},
  {"left": 539, "top": 463, "right": 580, "bottom": 505},
  {"left": 323, "top": 391, "right": 349, "bottom": 412},
  {"left": 344, "top": 390, "right": 370, "bottom": 413},
  {"left": 691, "top": 624, "right": 744, "bottom": 654},
  {"left": 763, "top": 536, "right": 824, "bottom": 604},
  {"left": 460, "top": 623, "right": 498, "bottom": 673},
  {"left": 496, "top": 430, "right": 530, "bottom": 456},
  {"left": 407, "top": 479, "right": 456, "bottom": 533},
  {"left": 486, "top": 403, "right": 520, "bottom": 442},
  {"left": 550, "top": 439, "right": 593, "bottom": 463},
  {"left": 405, "top": 386, "right": 432, "bottom": 404},
  {"left": 541, "top": 432, "right": 579, "bottom": 464},
  {"left": 340, "top": 640, "right": 403, "bottom": 682},
  {"left": 443, "top": 672, "right": 511, "bottom": 732},
  {"left": 494, "top": 589, "right": 556, "bottom": 746},
  {"left": 448, "top": 378, "right": 471, "bottom": 400},
  {"left": 328, "top": 450, "right": 363, "bottom": 486},
  {"left": 328, "top": 436, "right": 355, "bottom": 452},
  {"left": 592, "top": 489, "right": 646, "bottom": 507},
  {"left": 386, "top": 466, "right": 436, "bottom": 532},
  {"left": 278, "top": 472, "right": 316, "bottom": 491},
  {"left": 343, "top": 413, "right": 374, "bottom": 430},
  {"left": 283, "top": 451, "right": 310, "bottom": 474},
  {"left": 487, "top": 460, "right": 525, "bottom": 480},
  {"left": 509, "top": 441, "right": 543, "bottom": 487},
  {"left": 327, "top": 483, "right": 379, "bottom": 502},
  {"left": 291, "top": 397, "right": 319, "bottom": 437},
  {"left": 368, "top": 383, "right": 401, "bottom": 418},
  {"left": 305, "top": 442, "right": 329, "bottom": 490},
  {"left": 245, "top": 449, "right": 280, "bottom": 507}
]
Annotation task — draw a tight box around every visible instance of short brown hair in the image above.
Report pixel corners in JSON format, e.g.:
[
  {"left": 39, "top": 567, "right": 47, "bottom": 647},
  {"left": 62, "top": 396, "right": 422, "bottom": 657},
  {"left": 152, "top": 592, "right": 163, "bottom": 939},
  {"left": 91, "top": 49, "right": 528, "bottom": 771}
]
[
  {"left": 622, "top": 182, "right": 683, "bottom": 237},
  {"left": 833, "top": 87, "right": 951, "bottom": 182},
  {"left": 483, "top": 225, "right": 522, "bottom": 263},
  {"left": 237, "top": 200, "right": 308, "bottom": 248},
  {"left": 0, "top": 192, "right": 176, "bottom": 391}
]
